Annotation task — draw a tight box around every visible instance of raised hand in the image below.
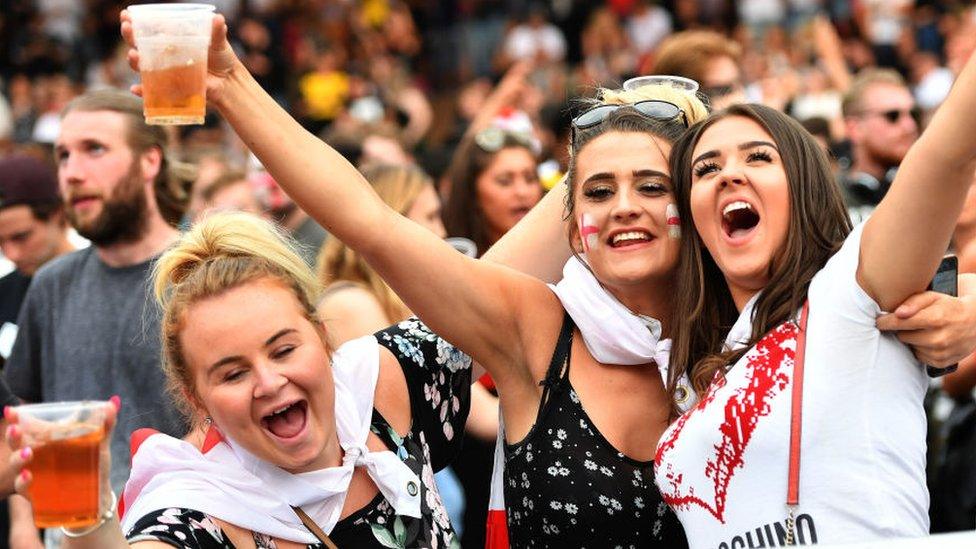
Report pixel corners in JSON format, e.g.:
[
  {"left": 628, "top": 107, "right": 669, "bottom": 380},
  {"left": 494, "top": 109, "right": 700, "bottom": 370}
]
[{"left": 120, "top": 10, "right": 239, "bottom": 105}]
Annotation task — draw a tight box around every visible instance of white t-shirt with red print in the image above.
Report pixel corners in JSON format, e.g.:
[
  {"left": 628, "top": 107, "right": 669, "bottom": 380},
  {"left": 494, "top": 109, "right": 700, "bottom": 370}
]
[{"left": 654, "top": 224, "right": 930, "bottom": 549}]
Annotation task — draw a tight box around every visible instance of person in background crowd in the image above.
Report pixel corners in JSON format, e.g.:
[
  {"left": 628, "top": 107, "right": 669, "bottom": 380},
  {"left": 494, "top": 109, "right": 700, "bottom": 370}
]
[
  {"left": 651, "top": 30, "right": 748, "bottom": 110},
  {"left": 441, "top": 127, "right": 542, "bottom": 258},
  {"left": 317, "top": 164, "right": 445, "bottom": 344},
  {"left": 3, "top": 89, "right": 188, "bottom": 548},
  {"left": 840, "top": 68, "right": 919, "bottom": 224},
  {"left": 0, "top": 155, "right": 73, "bottom": 344},
  {"left": 250, "top": 170, "right": 328, "bottom": 268},
  {"left": 0, "top": 153, "right": 72, "bottom": 549},
  {"left": 194, "top": 170, "right": 263, "bottom": 222}
]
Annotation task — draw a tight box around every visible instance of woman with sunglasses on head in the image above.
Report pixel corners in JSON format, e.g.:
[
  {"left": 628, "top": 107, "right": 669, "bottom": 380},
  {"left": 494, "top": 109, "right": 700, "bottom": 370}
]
[
  {"left": 111, "top": 12, "right": 711, "bottom": 546},
  {"left": 648, "top": 47, "right": 976, "bottom": 548},
  {"left": 442, "top": 126, "right": 544, "bottom": 258}
]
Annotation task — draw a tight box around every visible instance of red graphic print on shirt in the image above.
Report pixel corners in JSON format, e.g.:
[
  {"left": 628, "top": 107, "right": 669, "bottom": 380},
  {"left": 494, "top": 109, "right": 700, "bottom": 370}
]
[{"left": 655, "top": 320, "right": 797, "bottom": 522}]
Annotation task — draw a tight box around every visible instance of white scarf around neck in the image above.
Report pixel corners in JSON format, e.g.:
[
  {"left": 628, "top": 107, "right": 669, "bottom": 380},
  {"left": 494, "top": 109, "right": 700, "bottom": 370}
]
[
  {"left": 550, "top": 256, "right": 670, "bottom": 367},
  {"left": 120, "top": 335, "right": 421, "bottom": 544}
]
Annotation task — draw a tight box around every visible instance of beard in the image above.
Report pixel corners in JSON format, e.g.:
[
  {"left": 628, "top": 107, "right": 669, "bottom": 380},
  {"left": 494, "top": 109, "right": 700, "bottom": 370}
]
[{"left": 67, "top": 160, "right": 150, "bottom": 247}]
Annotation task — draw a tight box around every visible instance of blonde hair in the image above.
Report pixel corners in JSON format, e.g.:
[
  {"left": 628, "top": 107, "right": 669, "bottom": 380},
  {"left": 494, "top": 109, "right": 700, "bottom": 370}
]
[
  {"left": 600, "top": 84, "right": 710, "bottom": 124},
  {"left": 153, "top": 212, "right": 325, "bottom": 417},
  {"left": 316, "top": 164, "right": 434, "bottom": 321}
]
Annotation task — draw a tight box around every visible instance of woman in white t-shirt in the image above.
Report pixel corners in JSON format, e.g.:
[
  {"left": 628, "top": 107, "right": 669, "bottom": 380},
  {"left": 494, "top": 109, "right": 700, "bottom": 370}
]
[{"left": 656, "top": 49, "right": 976, "bottom": 548}]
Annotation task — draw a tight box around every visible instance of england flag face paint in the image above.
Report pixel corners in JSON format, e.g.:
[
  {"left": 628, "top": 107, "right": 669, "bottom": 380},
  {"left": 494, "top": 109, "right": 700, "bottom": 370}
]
[
  {"left": 667, "top": 203, "right": 680, "bottom": 239},
  {"left": 579, "top": 212, "right": 600, "bottom": 253}
]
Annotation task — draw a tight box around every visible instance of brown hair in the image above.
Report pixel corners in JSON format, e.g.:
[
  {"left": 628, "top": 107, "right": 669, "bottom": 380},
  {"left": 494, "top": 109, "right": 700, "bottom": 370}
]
[
  {"left": 667, "top": 104, "right": 851, "bottom": 400},
  {"left": 841, "top": 68, "right": 908, "bottom": 118},
  {"left": 200, "top": 170, "right": 249, "bottom": 203},
  {"left": 651, "top": 31, "right": 742, "bottom": 85},
  {"left": 316, "top": 164, "right": 434, "bottom": 321},
  {"left": 62, "top": 89, "right": 193, "bottom": 226},
  {"left": 153, "top": 212, "right": 327, "bottom": 417}
]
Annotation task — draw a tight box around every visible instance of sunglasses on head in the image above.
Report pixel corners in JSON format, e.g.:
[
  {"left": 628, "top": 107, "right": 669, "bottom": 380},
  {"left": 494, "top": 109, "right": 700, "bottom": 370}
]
[
  {"left": 861, "top": 107, "right": 921, "bottom": 125},
  {"left": 572, "top": 100, "right": 688, "bottom": 143},
  {"left": 474, "top": 127, "right": 536, "bottom": 153}
]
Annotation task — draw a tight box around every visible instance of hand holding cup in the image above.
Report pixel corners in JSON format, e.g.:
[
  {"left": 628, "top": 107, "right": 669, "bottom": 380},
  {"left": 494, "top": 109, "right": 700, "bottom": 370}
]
[{"left": 4, "top": 399, "right": 118, "bottom": 529}]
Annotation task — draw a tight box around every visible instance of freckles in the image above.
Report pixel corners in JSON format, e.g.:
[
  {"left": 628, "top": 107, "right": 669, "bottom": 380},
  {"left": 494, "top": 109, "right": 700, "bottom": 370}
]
[{"left": 578, "top": 213, "right": 600, "bottom": 253}]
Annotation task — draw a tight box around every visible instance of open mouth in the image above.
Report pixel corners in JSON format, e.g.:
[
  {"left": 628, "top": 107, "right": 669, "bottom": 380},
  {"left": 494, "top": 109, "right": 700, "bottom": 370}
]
[
  {"left": 609, "top": 230, "right": 655, "bottom": 248},
  {"left": 261, "top": 400, "right": 308, "bottom": 440},
  {"left": 721, "top": 201, "right": 760, "bottom": 239}
]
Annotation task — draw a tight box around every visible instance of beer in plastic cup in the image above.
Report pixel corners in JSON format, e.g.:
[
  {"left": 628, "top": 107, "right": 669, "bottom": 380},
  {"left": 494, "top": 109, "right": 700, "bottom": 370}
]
[
  {"left": 127, "top": 3, "right": 215, "bottom": 125},
  {"left": 15, "top": 401, "right": 108, "bottom": 528}
]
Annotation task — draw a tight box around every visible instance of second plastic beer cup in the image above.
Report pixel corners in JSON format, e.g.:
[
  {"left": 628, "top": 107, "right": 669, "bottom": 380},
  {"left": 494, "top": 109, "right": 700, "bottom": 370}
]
[
  {"left": 15, "top": 401, "right": 108, "bottom": 528},
  {"left": 128, "top": 3, "right": 215, "bottom": 125}
]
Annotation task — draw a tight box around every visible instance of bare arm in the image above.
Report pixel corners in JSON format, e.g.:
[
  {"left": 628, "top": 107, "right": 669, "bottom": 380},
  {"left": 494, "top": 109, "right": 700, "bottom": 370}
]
[
  {"left": 482, "top": 179, "right": 572, "bottom": 283},
  {"left": 859, "top": 50, "right": 976, "bottom": 311},
  {"left": 122, "top": 13, "right": 544, "bottom": 394}
]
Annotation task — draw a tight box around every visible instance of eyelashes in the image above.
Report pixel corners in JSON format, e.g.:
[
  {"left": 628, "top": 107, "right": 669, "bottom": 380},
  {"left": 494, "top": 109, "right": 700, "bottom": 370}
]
[
  {"left": 693, "top": 161, "right": 719, "bottom": 178},
  {"left": 692, "top": 150, "right": 774, "bottom": 178}
]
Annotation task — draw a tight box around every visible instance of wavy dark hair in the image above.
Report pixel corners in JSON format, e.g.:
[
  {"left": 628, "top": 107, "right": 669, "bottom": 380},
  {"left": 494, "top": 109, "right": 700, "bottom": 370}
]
[{"left": 667, "top": 104, "right": 852, "bottom": 399}]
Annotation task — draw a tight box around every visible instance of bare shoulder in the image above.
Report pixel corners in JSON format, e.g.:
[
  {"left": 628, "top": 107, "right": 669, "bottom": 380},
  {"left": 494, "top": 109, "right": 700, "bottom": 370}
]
[
  {"left": 318, "top": 284, "right": 391, "bottom": 346},
  {"left": 374, "top": 345, "right": 411, "bottom": 435},
  {"left": 319, "top": 283, "right": 386, "bottom": 319}
]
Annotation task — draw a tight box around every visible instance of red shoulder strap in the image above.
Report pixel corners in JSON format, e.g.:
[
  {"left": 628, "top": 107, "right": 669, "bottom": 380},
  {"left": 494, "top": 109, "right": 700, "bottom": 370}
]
[{"left": 786, "top": 302, "right": 809, "bottom": 506}]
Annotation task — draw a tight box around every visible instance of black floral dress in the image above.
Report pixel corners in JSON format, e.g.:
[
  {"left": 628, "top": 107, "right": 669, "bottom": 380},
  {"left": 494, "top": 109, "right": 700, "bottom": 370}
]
[
  {"left": 503, "top": 315, "right": 688, "bottom": 548},
  {"left": 125, "top": 319, "right": 472, "bottom": 549}
]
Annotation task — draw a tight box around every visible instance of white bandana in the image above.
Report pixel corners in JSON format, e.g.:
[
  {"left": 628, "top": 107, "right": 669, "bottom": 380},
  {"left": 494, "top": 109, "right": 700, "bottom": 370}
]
[{"left": 120, "top": 336, "right": 422, "bottom": 544}]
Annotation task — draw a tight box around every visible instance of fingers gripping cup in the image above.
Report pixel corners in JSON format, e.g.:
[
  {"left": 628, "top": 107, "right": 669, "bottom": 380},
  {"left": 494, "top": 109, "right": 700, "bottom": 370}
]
[
  {"left": 15, "top": 401, "right": 108, "bottom": 528},
  {"left": 128, "top": 3, "right": 215, "bottom": 125}
]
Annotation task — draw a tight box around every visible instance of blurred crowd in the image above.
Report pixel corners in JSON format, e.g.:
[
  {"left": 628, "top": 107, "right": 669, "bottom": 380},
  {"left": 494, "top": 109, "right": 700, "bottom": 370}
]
[{"left": 4, "top": 0, "right": 976, "bottom": 546}]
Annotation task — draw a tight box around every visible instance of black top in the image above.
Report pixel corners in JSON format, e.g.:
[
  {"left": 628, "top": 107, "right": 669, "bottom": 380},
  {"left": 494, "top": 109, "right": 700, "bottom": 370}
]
[
  {"left": 125, "top": 319, "right": 471, "bottom": 548},
  {"left": 503, "top": 315, "right": 688, "bottom": 548},
  {"left": 0, "top": 270, "right": 29, "bottom": 326}
]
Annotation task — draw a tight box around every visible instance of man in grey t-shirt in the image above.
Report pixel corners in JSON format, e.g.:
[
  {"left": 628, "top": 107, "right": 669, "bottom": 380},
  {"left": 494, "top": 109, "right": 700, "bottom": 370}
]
[{"left": 4, "top": 89, "right": 188, "bottom": 546}]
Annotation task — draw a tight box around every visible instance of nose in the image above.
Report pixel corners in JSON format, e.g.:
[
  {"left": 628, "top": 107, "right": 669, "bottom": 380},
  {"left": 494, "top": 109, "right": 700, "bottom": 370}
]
[
  {"left": 718, "top": 159, "right": 747, "bottom": 189},
  {"left": 611, "top": 187, "right": 640, "bottom": 221},
  {"left": 252, "top": 362, "right": 287, "bottom": 399},
  {"left": 514, "top": 177, "right": 539, "bottom": 201},
  {"left": 58, "top": 154, "right": 86, "bottom": 188}
]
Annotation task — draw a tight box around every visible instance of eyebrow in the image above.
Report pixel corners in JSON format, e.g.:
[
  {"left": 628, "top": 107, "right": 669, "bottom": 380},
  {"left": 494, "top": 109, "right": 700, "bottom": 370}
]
[
  {"left": 691, "top": 140, "right": 779, "bottom": 167},
  {"left": 205, "top": 328, "right": 297, "bottom": 376},
  {"left": 582, "top": 169, "right": 670, "bottom": 185}
]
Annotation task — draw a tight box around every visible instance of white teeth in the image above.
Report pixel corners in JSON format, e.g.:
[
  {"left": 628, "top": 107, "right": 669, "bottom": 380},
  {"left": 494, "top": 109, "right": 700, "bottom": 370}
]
[
  {"left": 271, "top": 404, "right": 290, "bottom": 415},
  {"left": 722, "top": 201, "right": 753, "bottom": 217},
  {"left": 612, "top": 231, "right": 651, "bottom": 244}
]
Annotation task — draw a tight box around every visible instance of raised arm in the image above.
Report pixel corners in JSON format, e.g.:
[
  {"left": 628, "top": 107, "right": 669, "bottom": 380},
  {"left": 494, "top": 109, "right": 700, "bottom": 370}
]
[
  {"left": 121, "top": 13, "right": 546, "bottom": 392},
  {"left": 859, "top": 50, "right": 976, "bottom": 311},
  {"left": 481, "top": 179, "right": 572, "bottom": 283}
]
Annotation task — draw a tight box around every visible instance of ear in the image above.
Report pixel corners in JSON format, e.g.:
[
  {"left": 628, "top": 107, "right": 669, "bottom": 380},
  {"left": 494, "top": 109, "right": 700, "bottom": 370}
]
[
  {"left": 567, "top": 215, "right": 584, "bottom": 253},
  {"left": 140, "top": 146, "right": 163, "bottom": 183}
]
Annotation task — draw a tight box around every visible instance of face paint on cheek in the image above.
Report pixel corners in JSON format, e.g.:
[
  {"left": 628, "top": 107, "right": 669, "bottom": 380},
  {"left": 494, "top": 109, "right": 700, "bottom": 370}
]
[
  {"left": 666, "top": 203, "right": 681, "bottom": 239},
  {"left": 579, "top": 213, "right": 600, "bottom": 253}
]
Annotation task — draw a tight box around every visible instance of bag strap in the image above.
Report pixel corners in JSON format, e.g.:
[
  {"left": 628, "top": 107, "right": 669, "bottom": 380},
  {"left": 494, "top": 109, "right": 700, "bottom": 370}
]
[
  {"left": 785, "top": 301, "right": 810, "bottom": 544},
  {"left": 292, "top": 506, "right": 340, "bottom": 549}
]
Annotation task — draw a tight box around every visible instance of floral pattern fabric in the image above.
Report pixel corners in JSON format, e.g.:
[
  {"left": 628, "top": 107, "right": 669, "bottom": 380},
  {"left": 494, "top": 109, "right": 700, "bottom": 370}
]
[
  {"left": 125, "top": 318, "right": 471, "bottom": 549},
  {"left": 503, "top": 315, "right": 688, "bottom": 548}
]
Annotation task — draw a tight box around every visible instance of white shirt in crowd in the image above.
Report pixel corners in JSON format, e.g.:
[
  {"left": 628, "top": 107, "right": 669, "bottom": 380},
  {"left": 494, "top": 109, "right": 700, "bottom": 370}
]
[{"left": 655, "top": 224, "right": 929, "bottom": 549}]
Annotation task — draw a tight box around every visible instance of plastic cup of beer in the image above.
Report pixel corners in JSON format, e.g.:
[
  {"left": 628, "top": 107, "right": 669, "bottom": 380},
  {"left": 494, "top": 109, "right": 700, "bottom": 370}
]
[
  {"left": 15, "top": 401, "right": 108, "bottom": 528},
  {"left": 127, "top": 3, "right": 215, "bottom": 125}
]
